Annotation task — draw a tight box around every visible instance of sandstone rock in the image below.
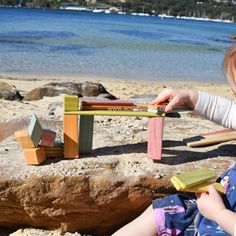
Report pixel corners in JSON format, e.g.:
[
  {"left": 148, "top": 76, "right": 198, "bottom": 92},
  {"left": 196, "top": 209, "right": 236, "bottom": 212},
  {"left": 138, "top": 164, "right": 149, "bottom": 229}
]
[
  {"left": 0, "top": 172, "right": 174, "bottom": 235},
  {"left": 24, "top": 82, "right": 116, "bottom": 101},
  {"left": 10, "top": 228, "right": 82, "bottom": 236},
  {"left": 0, "top": 82, "right": 23, "bottom": 101}
]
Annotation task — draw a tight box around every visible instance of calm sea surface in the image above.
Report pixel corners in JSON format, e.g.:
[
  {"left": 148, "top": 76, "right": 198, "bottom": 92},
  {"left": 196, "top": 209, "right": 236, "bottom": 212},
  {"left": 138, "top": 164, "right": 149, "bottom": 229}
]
[{"left": 1, "top": 7, "right": 236, "bottom": 82}]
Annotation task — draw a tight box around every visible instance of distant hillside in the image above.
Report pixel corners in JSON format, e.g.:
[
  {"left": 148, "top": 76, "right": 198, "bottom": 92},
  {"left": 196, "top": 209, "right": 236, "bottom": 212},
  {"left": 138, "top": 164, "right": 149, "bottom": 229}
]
[{"left": 1, "top": 0, "right": 236, "bottom": 22}]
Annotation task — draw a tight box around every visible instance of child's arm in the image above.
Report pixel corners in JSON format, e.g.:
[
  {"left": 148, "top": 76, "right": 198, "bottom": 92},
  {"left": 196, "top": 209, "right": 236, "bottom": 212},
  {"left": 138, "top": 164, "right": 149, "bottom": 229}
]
[
  {"left": 151, "top": 89, "right": 198, "bottom": 112},
  {"left": 152, "top": 89, "right": 236, "bottom": 129},
  {"left": 194, "top": 91, "right": 236, "bottom": 129},
  {"left": 196, "top": 185, "right": 236, "bottom": 235}
]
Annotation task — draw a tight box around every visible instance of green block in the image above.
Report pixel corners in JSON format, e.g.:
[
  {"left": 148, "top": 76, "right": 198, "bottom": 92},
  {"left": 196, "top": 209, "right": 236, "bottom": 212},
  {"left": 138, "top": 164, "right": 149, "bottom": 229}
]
[
  {"left": 28, "top": 114, "right": 43, "bottom": 147},
  {"left": 64, "top": 96, "right": 79, "bottom": 112},
  {"left": 79, "top": 115, "right": 94, "bottom": 154}
]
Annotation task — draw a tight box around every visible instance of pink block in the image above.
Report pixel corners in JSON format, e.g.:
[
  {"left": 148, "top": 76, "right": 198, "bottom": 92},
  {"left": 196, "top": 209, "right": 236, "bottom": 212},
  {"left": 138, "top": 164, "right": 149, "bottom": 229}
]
[
  {"left": 147, "top": 117, "right": 164, "bottom": 160},
  {"left": 39, "top": 129, "right": 56, "bottom": 147}
]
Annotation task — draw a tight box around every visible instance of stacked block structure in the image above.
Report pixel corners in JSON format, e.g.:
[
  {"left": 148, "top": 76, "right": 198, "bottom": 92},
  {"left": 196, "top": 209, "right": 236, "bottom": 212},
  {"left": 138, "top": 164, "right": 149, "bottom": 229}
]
[
  {"left": 63, "top": 95, "right": 165, "bottom": 160},
  {"left": 15, "top": 114, "right": 63, "bottom": 165}
]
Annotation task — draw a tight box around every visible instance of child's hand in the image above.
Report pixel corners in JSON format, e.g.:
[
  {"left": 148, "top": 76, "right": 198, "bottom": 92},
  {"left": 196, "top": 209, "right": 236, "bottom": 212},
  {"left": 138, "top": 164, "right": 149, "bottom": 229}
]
[
  {"left": 196, "top": 185, "right": 226, "bottom": 222},
  {"left": 151, "top": 88, "right": 198, "bottom": 112}
]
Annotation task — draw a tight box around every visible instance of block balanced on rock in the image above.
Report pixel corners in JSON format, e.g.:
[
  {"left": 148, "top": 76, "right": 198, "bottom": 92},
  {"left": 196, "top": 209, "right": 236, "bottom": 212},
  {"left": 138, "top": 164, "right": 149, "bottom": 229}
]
[{"left": 15, "top": 113, "right": 61, "bottom": 165}]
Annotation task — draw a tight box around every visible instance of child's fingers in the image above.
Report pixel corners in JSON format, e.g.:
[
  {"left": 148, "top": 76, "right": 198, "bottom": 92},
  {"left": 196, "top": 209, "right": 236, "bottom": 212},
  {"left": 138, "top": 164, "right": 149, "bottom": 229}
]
[
  {"left": 208, "top": 185, "right": 221, "bottom": 198},
  {"left": 151, "top": 89, "right": 173, "bottom": 105},
  {"left": 208, "top": 185, "right": 217, "bottom": 194},
  {"left": 165, "top": 96, "right": 180, "bottom": 112}
]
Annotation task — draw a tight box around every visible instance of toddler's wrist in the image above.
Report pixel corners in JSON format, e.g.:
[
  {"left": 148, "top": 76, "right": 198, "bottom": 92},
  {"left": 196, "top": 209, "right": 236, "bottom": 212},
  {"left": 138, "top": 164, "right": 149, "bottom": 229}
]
[{"left": 214, "top": 208, "right": 228, "bottom": 225}]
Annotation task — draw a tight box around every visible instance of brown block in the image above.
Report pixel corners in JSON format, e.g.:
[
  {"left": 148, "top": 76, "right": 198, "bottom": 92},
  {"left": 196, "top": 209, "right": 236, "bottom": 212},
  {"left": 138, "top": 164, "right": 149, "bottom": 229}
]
[
  {"left": 63, "top": 115, "right": 79, "bottom": 158},
  {"left": 23, "top": 147, "right": 46, "bottom": 165},
  {"left": 15, "top": 130, "right": 35, "bottom": 148}
]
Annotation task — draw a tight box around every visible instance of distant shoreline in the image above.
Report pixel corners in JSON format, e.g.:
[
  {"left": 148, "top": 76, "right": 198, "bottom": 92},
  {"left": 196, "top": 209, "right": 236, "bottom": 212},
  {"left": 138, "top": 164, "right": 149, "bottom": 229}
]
[
  {"left": 0, "top": 72, "right": 228, "bottom": 85},
  {"left": 0, "top": 6, "right": 235, "bottom": 24}
]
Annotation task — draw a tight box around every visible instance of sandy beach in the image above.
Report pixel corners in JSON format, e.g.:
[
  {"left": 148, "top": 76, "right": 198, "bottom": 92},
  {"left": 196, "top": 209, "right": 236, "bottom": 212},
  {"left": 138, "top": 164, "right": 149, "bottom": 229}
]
[
  {"left": 0, "top": 72, "right": 234, "bottom": 125},
  {"left": 0, "top": 73, "right": 236, "bottom": 236}
]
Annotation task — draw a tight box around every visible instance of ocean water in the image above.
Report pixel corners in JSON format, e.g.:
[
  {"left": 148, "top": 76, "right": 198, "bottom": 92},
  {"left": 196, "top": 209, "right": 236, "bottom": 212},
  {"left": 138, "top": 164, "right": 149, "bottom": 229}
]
[{"left": 0, "top": 7, "right": 236, "bottom": 82}]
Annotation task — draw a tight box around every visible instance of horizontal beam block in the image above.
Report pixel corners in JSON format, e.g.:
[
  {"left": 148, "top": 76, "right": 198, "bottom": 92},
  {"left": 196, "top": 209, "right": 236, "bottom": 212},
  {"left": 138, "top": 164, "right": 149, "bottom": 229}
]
[{"left": 64, "top": 110, "right": 165, "bottom": 117}]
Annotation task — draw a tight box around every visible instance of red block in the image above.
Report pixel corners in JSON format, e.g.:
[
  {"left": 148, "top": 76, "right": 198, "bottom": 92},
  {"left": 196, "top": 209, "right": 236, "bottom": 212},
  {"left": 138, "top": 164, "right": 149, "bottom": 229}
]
[
  {"left": 147, "top": 117, "right": 164, "bottom": 160},
  {"left": 39, "top": 129, "right": 56, "bottom": 147}
]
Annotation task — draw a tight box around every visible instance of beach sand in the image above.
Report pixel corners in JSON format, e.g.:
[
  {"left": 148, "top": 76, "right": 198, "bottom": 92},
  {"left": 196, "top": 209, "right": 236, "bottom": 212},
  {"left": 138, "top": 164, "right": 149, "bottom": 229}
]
[{"left": 0, "top": 73, "right": 235, "bottom": 235}]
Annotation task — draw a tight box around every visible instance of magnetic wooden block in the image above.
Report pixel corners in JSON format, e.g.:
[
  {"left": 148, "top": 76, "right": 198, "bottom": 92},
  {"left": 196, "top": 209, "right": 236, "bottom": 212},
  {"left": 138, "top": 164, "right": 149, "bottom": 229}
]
[
  {"left": 170, "top": 168, "right": 225, "bottom": 194},
  {"left": 187, "top": 131, "right": 236, "bottom": 147},
  {"left": 64, "top": 114, "right": 79, "bottom": 158},
  {"left": 66, "top": 110, "right": 165, "bottom": 117},
  {"left": 170, "top": 168, "right": 216, "bottom": 190},
  {"left": 45, "top": 142, "right": 64, "bottom": 158},
  {"left": 28, "top": 114, "right": 43, "bottom": 147},
  {"left": 23, "top": 147, "right": 46, "bottom": 165},
  {"left": 64, "top": 96, "right": 79, "bottom": 112},
  {"left": 45, "top": 146, "right": 64, "bottom": 152},
  {"left": 79, "top": 115, "right": 94, "bottom": 154},
  {"left": 80, "top": 100, "right": 135, "bottom": 106},
  {"left": 15, "top": 130, "right": 35, "bottom": 148},
  {"left": 184, "top": 129, "right": 236, "bottom": 147},
  {"left": 46, "top": 152, "right": 64, "bottom": 158},
  {"left": 80, "top": 105, "right": 137, "bottom": 111},
  {"left": 183, "top": 181, "right": 225, "bottom": 194},
  {"left": 202, "top": 128, "right": 235, "bottom": 137},
  {"left": 39, "top": 129, "right": 56, "bottom": 147},
  {"left": 45, "top": 150, "right": 64, "bottom": 158},
  {"left": 147, "top": 117, "right": 164, "bottom": 160}
]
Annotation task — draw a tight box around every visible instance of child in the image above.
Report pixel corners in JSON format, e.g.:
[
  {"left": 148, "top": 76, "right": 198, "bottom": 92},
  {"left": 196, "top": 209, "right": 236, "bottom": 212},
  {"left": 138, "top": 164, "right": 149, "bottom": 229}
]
[{"left": 112, "top": 44, "right": 236, "bottom": 236}]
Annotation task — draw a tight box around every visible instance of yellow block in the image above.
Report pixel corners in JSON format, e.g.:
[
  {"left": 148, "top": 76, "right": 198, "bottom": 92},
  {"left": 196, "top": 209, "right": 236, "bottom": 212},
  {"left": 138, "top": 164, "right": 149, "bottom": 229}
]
[
  {"left": 185, "top": 181, "right": 225, "bottom": 194},
  {"left": 65, "top": 110, "right": 165, "bottom": 117},
  {"left": 64, "top": 96, "right": 79, "bottom": 112},
  {"left": 170, "top": 168, "right": 216, "bottom": 190}
]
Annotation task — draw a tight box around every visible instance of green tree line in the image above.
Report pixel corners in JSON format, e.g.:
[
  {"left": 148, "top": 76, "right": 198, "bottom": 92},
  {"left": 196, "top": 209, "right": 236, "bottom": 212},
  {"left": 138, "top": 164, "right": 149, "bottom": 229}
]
[{"left": 1, "top": 0, "right": 236, "bottom": 22}]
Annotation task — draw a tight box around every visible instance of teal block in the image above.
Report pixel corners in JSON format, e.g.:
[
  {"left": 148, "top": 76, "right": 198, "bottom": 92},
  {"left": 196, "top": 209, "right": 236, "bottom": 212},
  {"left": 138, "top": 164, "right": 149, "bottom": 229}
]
[
  {"left": 28, "top": 114, "right": 43, "bottom": 147},
  {"left": 79, "top": 115, "right": 94, "bottom": 154}
]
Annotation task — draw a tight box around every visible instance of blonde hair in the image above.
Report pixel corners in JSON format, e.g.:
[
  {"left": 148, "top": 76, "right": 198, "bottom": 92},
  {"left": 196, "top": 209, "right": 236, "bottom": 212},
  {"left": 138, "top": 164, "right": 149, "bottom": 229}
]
[{"left": 223, "top": 43, "right": 236, "bottom": 94}]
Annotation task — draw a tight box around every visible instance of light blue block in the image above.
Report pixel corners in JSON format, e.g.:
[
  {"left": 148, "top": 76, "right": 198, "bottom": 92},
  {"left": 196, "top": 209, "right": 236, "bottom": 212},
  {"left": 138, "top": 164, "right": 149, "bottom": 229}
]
[{"left": 28, "top": 114, "right": 43, "bottom": 147}]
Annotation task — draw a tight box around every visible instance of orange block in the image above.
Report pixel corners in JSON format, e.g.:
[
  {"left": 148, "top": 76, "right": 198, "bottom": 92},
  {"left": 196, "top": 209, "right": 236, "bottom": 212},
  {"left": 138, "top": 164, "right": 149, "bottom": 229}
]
[
  {"left": 23, "top": 147, "right": 46, "bottom": 165},
  {"left": 63, "top": 114, "right": 79, "bottom": 158},
  {"left": 15, "top": 130, "right": 35, "bottom": 148}
]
